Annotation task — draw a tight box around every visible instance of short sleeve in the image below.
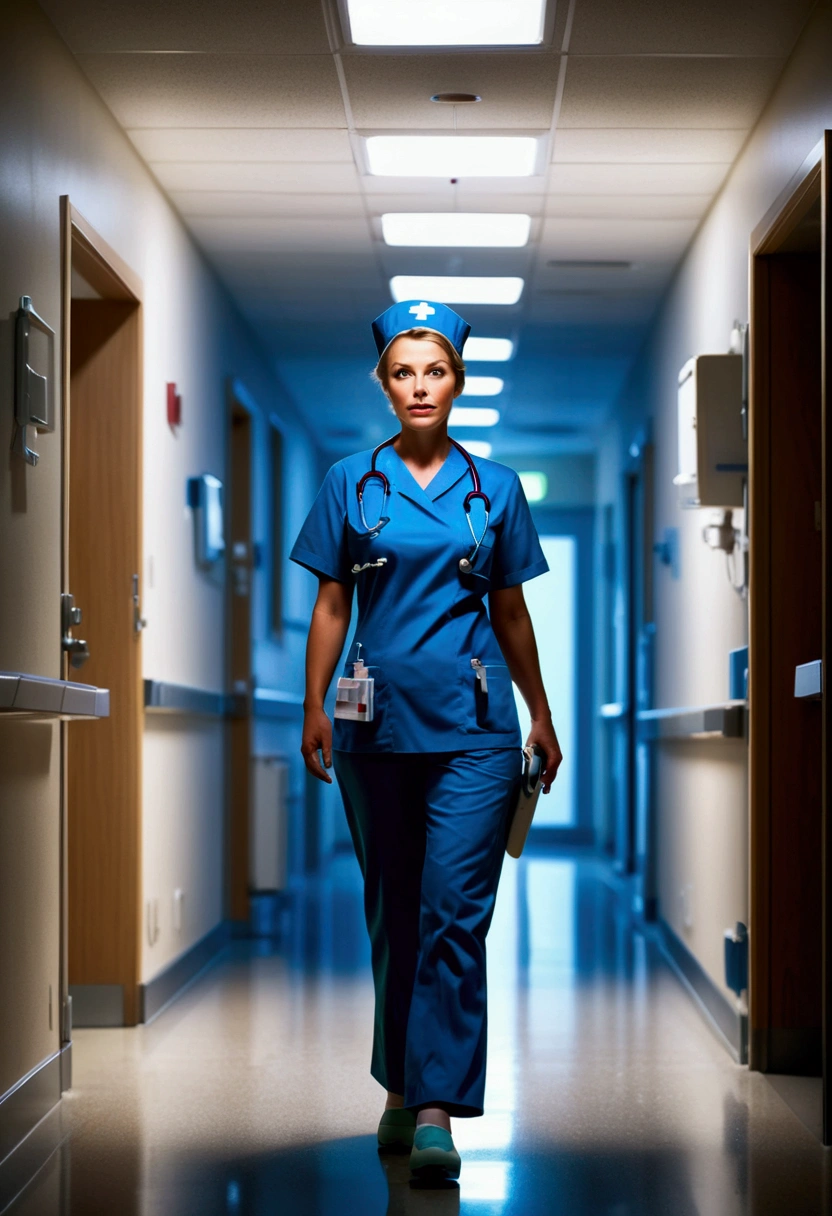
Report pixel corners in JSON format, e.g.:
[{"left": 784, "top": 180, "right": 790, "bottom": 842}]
[
  {"left": 489, "top": 473, "right": 549, "bottom": 590},
  {"left": 289, "top": 463, "right": 352, "bottom": 583}
]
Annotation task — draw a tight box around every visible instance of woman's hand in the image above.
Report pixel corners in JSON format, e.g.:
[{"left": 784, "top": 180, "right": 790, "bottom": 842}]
[
  {"left": 301, "top": 707, "right": 334, "bottom": 784},
  {"left": 527, "top": 715, "right": 562, "bottom": 794}
]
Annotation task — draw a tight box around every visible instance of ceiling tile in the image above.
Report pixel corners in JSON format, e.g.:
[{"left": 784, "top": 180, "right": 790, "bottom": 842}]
[
  {"left": 38, "top": 0, "right": 332, "bottom": 53},
  {"left": 127, "top": 128, "right": 353, "bottom": 162},
  {"left": 365, "top": 192, "right": 545, "bottom": 216},
  {"left": 361, "top": 175, "right": 547, "bottom": 196},
  {"left": 547, "top": 162, "right": 730, "bottom": 194},
  {"left": 169, "top": 191, "right": 368, "bottom": 217},
  {"left": 539, "top": 216, "right": 698, "bottom": 260},
  {"left": 568, "top": 0, "right": 815, "bottom": 56},
  {"left": 189, "top": 216, "right": 374, "bottom": 254},
  {"left": 343, "top": 53, "right": 560, "bottom": 129},
  {"left": 151, "top": 161, "right": 361, "bottom": 193},
  {"left": 543, "top": 193, "right": 711, "bottom": 219},
  {"left": 559, "top": 56, "right": 785, "bottom": 129},
  {"left": 76, "top": 54, "right": 346, "bottom": 127},
  {"left": 552, "top": 128, "right": 748, "bottom": 164}
]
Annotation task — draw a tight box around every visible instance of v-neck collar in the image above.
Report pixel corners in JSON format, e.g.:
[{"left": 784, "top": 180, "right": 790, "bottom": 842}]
[{"left": 385, "top": 442, "right": 469, "bottom": 504}]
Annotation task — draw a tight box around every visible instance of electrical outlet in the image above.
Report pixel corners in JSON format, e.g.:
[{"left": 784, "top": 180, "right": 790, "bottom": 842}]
[{"left": 173, "top": 888, "right": 184, "bottom": 933}]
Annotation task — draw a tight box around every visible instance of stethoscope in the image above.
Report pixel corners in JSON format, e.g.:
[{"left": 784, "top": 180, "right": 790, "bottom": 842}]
[{"left": 356, "top": 435, "right": 491, "bottom": 573}]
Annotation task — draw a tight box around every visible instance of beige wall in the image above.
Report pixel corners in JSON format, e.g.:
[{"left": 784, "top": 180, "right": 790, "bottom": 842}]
[
  {"left": 0, "top": 0, "right": 317, "bottom": 1098},
  {"left": 598, "top": 2, "right": 832, "bottom": 1000}
]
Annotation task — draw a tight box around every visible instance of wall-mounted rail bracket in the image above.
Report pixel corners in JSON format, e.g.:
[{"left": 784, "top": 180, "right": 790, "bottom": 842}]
[{"left": 13, "top": 295, "right": 55, "bottom": 466}]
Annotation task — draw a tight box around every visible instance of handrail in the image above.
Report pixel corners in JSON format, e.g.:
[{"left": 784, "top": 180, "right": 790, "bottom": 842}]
[
  {"left": 637, "top": 702, "right": 746, "bottom": 741},
  {"left": 143, "top": 680, "right": 304, "bottom": 720},
  {"left": 0, "top": 672, "right": 109, "bottom": 719}
]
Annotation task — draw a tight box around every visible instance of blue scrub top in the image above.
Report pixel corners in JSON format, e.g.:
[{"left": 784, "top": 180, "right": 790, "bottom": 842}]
[{"left": 290, "top": 443, "right": 548, "bottom": 753}]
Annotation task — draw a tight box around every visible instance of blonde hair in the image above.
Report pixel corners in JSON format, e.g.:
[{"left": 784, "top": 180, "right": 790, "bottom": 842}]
[{"left": 373, "top": 328, "right": 466, "bottom": 394}]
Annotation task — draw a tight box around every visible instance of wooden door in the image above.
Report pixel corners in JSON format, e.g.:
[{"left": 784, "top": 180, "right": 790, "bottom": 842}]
[
  {"left": 227, "top": 401, "right": 253, "bottom": 922},
  {"left": 749, "top": 161, "right": 824, "bottom": 1106},
  {"left": 63, "top": 203, "right": 143, "bottom": 1026},
  {"left": 822, "top": 130, "right": 832, "bottom": 1147}
]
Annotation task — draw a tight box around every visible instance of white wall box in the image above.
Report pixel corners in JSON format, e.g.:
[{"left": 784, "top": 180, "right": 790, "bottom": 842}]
[{"left": 674, "top": 355, "right": 746, "bottom": 509}]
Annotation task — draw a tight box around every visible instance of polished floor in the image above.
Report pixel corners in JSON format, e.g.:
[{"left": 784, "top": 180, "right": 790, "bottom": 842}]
[{"left": 9, "top": 851, "right": 832, "bottom": 1215}]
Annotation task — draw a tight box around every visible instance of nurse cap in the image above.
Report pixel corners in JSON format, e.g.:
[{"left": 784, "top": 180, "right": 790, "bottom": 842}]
[{"left": 372, "top": 300, "right": 471, "bottom": 359}]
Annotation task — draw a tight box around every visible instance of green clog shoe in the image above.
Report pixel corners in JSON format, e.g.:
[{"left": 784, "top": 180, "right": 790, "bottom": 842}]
[
  {"left": 409, "top": 1124, "right": 461, "bottom": 1181},
  {"left": 377, "top": 1107, "right": 417, "bottom": 1150}
]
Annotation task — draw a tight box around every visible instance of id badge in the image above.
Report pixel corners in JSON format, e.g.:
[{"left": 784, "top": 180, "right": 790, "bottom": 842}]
[{"left": 334, "top": 675, "right": 374, "bottom": 722}]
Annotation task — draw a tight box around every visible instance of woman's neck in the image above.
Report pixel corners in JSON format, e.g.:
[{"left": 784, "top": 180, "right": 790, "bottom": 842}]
[{"left": 394, "top": 426, "right": 451, "bottom": 469}]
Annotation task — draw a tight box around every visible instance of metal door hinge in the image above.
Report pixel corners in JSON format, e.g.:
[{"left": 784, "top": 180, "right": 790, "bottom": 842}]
[
  {"left": 61, "top": 593, "right": 89, "bottom": 668},
  {"left": 132, "top": 574, "right": 147, "bottom": 633}
]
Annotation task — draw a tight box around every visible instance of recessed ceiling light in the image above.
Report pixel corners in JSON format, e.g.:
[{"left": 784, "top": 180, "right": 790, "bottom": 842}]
[
  {"left": 459, "top": 439, "right": 493, "bottom": 459},
  {"left": 390, "top": 276, "right": 524, "bottom": 305},
  {"left": 462, "top": 377, "right": 504, "bottom": 397},
  {"left": 464, "top": 337, "right": 514, "bottom": 362},
  {"left": 449, "top": 407, "right": 500, "bottom": 428},
  {"left": 366, "top": 136, "right": 538, "bottom": 178},
  {"left": 382, "top": 213, "right": 530, "bottom": 248},
  {"left": 346, "top": 0, "right": 546, "bottom": 46},
  {"left": 518, "top": 471, "right": 548, "bottom": 502}
]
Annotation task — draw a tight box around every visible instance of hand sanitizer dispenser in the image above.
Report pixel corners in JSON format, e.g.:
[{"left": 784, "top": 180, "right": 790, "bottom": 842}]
[{"left": 673, "top": 354, "right": 746, "bottom": 509}]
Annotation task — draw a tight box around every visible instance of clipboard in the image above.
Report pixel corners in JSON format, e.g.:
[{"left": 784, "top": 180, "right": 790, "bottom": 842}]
[{"left": 505, "top": 745, "right": 545, "bottom": 859}]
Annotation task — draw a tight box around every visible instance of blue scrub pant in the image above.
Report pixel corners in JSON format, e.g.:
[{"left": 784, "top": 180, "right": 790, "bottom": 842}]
[{"left": 333, "top": 748, "right": 520, "bottom": 1118}]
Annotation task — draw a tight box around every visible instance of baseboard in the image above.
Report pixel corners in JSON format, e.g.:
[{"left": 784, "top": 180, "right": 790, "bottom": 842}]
[
  {"left": 69, "top": 984, "right": 123, "bottom": 1028},
  {"left": 139, "top": 920, "right": 231, "bottom": 1023},
  {"left": 656, "top": 918, "right": 747, "bottom": 1063},
  {"left": 0, "top": 1043, "right": 71, "bottom": 1207}
]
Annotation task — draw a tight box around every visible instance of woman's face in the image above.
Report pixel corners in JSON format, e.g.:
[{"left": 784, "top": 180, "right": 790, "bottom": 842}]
[{"left": 384, "top": 336, "right": 462, "bottom": 434}]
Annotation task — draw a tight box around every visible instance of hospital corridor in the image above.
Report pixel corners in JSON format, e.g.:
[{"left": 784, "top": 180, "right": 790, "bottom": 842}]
[{"left": 2, "top": 2, "right": 832, "bottom": 1213}]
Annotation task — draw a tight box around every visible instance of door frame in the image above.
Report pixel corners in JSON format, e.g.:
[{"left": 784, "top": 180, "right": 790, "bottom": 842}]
[
  {"left": 747, "top": 138, "right": 831, "bottom": 1142},
  {"left": 523, "top": 505, "right": 595, "bottom": 845},
  {"left": 59, "top": 198, "right": 143, "bottom": 1030}
]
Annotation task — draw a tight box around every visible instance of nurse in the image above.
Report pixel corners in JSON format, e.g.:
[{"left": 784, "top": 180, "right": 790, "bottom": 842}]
[{"left": 291, "top": 301, "right": 562, "bottom": 1182}]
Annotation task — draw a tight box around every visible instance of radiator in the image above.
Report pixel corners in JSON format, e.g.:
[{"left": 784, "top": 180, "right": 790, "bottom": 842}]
[{"left": 249, "top": 755, "right": 289, "bottom": 891}]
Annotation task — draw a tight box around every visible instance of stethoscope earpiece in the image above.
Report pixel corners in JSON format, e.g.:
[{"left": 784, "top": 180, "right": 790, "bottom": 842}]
[{"left": 459, "top": 558, "right": 471, "bottom": 572}]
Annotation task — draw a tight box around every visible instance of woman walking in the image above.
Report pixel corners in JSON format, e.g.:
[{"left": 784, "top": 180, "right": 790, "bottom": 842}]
[{"left": 291, "top": 300, "right": 561, "bottom": 1183}]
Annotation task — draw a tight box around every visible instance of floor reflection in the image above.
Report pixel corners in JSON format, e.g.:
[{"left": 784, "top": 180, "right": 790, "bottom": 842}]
[{"left": 5, "top": 848, "right": 830, "bottom": 1215}]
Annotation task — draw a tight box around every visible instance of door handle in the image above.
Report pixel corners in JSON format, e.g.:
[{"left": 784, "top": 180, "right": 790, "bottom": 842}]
[
  {"left": 61, "top": 592, "right": 89, "bottom": 669},
  {"left": 132, "top": 574, "right": 147, "bottom": 634}
]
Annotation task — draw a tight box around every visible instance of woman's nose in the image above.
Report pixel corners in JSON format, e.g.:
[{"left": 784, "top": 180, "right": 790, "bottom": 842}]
[{"left": 413, "top": 384, "right": 428, "bottom": 399}]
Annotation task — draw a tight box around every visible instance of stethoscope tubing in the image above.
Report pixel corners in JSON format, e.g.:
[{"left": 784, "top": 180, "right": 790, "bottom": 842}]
[{"left": 356, "top": 435, "right": 491, "bottom": 569}]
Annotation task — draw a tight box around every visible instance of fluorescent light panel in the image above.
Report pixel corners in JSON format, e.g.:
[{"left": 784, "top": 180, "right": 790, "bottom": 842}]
[
  {"left": 458, "top": 440, "right": 493, "bottom": 459},
  {"left": 347, "top": 0, "right": 545, "bottom": 46},
  {"left": 382, "top": 213, "right": 531, "bottom": 248},
  {"left": 462, "top": 377, "right": 504, "bottom": 397},
  {"left": 464, "top": 337, "right": 514, "bottom": 362},
  {"left": 366, "top": 136, "right": 538, "bottom": 178},
  {"left": 449, "top": 407, "right": 500, "bottom": 428},
  {"left": 391, "top": 276, "right": 524, "bottom": 305},
  {"left": 519, "top": 472, "right": 548, "bottom": 502}
]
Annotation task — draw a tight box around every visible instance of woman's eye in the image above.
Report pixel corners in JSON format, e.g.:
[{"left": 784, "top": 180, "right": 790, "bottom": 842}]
[{"left": 429, "top": 368, "right": 444, "bottom": 376}]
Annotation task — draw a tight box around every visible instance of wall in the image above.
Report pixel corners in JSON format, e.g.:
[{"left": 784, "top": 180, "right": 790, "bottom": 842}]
[
  {"left": 597, "top": 1, "right": 832, "bottom": 1002},
  {"left": 0, "top": 0, "right": 319, "bottom": 1104}
]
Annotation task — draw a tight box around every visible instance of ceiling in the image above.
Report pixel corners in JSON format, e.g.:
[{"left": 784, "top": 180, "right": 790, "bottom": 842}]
[{"left": 39, "top": 0, "right": 815, "bottom": 457}]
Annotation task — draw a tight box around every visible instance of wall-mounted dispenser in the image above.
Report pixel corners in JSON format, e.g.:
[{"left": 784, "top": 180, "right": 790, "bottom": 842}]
[
  {"left": 187, "top": 474, "right": 225, "bottom": 567},
  {"left": 673, "top": 354, "right": 746, "bottom": 509},
  {"left": 13, "top": 295, "right": 55, "bottom": 466}
]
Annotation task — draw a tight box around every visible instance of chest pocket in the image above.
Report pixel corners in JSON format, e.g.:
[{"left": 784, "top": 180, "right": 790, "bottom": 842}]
[
  {"left": 459, "top": 540, "right": 494, "bottom": 593},
  {"left": 457, "top": 656, "right": 517, "bottom": 734}
]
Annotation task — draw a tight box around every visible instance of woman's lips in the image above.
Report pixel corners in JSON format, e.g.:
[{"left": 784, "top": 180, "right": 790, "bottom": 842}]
[{"left": 408, "top": 404, "right": 435, "bottom": 413}]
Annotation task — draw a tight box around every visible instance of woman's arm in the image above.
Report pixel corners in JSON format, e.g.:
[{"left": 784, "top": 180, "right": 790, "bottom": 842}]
[
  {"left": 489, "top": 584, "right": 563, "bottom": 793},
  {"left": 301, "top": 576, "right": 353, "bottom": 783}
]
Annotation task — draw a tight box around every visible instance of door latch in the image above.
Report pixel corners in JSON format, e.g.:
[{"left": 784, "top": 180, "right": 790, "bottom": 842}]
[
  {"left": 132, "top": 574, "right": 147, "bottom": 634},
  {"left": 61, "top": 593, "right": 90, "bottom": 668}
]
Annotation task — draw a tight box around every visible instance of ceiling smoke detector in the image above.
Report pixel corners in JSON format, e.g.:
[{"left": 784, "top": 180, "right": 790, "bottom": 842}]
[{"left": 431, "top": 93, "right": 482, "bottom": 104}]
